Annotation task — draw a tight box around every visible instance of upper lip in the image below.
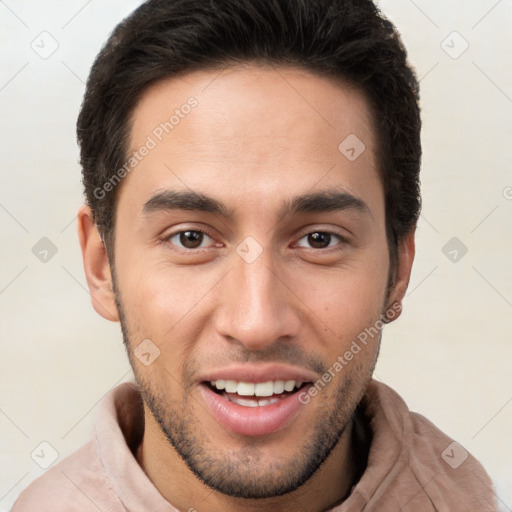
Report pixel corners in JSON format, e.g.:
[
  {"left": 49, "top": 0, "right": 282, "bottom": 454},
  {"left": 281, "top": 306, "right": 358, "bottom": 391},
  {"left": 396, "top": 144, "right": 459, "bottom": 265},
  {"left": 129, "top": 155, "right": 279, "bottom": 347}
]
[{"left": 198, "top": 364, "right": 318, "bottom": 385}]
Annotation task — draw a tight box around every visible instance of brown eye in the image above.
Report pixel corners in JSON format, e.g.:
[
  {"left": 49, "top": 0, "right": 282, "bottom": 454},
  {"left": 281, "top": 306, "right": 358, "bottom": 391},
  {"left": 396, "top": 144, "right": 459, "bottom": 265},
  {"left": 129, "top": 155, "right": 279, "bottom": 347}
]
[
  {"left": 180, "top": 230, "right": 204, "bottom": 248},
  {"left": 167, "top": 230, "right": 213, "bottom": 250},
  {"left": 308, "top": 232, "right": 331, "bottom": 249},
  {"left": 296, "top": 231, "right": 342, "bottom": 250}
]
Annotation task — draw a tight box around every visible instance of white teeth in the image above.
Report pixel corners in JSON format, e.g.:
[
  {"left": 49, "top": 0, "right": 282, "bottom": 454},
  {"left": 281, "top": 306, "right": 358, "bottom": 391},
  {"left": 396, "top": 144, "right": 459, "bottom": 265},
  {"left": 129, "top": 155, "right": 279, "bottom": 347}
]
[
  {"left": 254, "top": 381, "right": 274, "bottom": 397},
  {"left": 284, "top": 380, "right": 296, "bottom": 392},
  {"left": 210, "top": 379, "right": 302, "bottom": 396},
  {"left": 258, "top": 398, "right": 280, "bottom": 406},
  {"left": 224, "top": 394, "right": 283, "bottom": 407},
  {"left": 235, "top": 397, "right": 259, "bottom": 407},
  {"left": 273, "top": 380, "right": 285, "bottom": 394},
  {"left": 237, "top": 382, "right": 255, "bottom": 396},
  {"left": 225, "top": 380, "right": 237, "bottom": 393}
]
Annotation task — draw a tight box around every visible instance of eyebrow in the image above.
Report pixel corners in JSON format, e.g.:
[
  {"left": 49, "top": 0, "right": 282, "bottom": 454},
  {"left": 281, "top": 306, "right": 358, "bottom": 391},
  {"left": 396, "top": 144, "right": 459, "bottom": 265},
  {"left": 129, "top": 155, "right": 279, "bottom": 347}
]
[{"left": 142, "top": 189, "right": 369, "bottom": 219}]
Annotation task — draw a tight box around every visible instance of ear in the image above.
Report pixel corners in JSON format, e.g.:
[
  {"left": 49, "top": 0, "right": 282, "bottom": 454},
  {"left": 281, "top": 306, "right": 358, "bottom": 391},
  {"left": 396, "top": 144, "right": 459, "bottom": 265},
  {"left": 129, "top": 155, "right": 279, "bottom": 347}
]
[
  {"left": 385, "top": 227, "right": 416, "bottom": 322},
  {"left": 77, "top": 204, "right": 119, "bottom": 322}
]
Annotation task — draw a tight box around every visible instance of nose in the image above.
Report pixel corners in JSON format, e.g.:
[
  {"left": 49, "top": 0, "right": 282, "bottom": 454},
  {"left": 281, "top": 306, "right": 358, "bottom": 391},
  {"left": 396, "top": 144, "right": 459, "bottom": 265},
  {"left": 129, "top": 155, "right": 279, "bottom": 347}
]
[{"left": 214, "top": 243, "right": 301, "bottom": 351}]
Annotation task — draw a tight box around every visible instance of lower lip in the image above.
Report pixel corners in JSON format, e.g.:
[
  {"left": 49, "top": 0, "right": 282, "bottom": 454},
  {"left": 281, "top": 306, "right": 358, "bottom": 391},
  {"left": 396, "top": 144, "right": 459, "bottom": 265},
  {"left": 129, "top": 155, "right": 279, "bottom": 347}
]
[{"left": 199, "top": 384, "right": 308, "bottom": 437}]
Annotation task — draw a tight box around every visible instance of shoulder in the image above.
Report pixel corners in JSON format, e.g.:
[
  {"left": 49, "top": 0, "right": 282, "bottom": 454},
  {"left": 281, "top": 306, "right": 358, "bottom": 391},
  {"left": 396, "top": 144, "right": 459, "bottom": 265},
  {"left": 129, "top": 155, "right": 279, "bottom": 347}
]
[
  {"left": 11, "top": 439, "right": 123, "bottom": 512},
  {"left": 406, "top": 410, "right": 496, "bottom": 505},
  {"left": 362, "top": 380, "right": 498, "bottom": 510}
]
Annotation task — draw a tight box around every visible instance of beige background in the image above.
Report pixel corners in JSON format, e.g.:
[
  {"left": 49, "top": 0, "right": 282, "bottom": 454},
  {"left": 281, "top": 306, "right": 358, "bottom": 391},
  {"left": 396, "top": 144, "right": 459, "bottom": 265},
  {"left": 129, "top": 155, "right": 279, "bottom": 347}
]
[{"left": 1, "top": 0, "right": 511, "bottom": 510}]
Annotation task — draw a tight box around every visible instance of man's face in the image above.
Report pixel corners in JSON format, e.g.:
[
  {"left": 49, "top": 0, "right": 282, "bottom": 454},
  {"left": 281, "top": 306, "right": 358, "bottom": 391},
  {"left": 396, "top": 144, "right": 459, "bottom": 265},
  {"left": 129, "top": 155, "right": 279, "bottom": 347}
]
[{"left": 110, "top": 65, "right": 396, "bottom": 498}]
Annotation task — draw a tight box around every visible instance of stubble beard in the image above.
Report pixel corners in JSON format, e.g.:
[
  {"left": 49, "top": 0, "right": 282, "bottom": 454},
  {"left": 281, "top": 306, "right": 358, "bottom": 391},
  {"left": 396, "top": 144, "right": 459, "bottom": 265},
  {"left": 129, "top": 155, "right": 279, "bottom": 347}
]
[{"left": 112, "top": 278, "right": 381, "bottom": 499}]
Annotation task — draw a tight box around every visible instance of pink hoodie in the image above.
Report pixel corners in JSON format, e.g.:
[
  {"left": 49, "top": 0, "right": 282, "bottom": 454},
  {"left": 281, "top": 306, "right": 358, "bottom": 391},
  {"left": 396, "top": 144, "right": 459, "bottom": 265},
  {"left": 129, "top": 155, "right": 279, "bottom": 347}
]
[{"left": 11, "top": 380, "right": 497, "bottom": 511}]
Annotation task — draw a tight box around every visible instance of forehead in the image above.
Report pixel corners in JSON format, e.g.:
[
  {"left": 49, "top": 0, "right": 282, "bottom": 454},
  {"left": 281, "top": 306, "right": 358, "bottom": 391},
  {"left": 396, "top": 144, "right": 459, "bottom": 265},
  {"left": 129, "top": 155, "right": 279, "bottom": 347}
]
[{"left": 119, "top": 64, "right": 381, "bottom": 218}]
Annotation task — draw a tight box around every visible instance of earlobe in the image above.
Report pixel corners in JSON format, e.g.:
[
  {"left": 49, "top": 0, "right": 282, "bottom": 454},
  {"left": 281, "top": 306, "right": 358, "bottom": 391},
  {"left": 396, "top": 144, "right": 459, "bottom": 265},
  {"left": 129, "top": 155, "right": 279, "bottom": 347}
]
[
  {"left": 385, "top": 228, "right": 416, "bottom": 323},
  {"left": 77, "top": 204, "right": 119, "bottom": 322}
]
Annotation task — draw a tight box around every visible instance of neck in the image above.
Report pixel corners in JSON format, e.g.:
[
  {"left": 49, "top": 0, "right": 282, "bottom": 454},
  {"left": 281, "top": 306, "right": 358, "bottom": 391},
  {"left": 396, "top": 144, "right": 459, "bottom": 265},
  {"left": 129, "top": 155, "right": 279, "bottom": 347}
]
[{"left": 136, "top": 404, "right": 359, "bottom": 512}]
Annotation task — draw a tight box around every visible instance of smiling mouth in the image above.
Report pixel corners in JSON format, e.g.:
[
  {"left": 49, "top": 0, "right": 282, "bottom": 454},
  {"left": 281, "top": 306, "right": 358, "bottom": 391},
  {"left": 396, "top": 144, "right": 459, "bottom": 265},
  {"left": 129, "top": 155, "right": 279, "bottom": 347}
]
[{"left": 206, "top": 379, "right": 308, "bottom": 407}]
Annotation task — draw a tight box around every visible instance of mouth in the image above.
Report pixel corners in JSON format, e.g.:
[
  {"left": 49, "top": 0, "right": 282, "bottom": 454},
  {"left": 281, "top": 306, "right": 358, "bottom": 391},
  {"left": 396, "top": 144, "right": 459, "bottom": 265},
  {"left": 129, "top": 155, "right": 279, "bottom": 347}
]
[
  {"left": 206, "top": 379, "right": 308, "bottom": 407},
  {"left": 199, "top": 377, "right": 313, "bottom": 437}
]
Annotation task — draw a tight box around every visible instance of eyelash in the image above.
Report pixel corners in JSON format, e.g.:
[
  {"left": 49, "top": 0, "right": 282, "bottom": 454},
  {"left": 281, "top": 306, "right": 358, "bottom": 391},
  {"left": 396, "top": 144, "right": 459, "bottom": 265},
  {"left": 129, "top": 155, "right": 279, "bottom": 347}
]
[{"left": 163, "top": 228, "right": 346, "bottom": 253}]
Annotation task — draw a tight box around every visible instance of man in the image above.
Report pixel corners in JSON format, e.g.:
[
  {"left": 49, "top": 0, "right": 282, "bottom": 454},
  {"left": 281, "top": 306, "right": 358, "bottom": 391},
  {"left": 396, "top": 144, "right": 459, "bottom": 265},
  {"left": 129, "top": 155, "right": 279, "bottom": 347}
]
[{"left": 12, "top": 0, "right": 497, "bottom": 510}]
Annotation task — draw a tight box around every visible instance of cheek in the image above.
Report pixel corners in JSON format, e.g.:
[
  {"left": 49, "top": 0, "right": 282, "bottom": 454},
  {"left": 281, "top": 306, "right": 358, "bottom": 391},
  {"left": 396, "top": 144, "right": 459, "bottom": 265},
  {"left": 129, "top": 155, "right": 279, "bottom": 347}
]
[
  {"left": 317, "top": 291, "right": 384, "bottom": 361},
  {"left": 299, "top": 258, "right": 389, "bottom": 366},
  {"left": 115, "top": 256, "right": 217, "bottom": 344},
  {"left": 116, "top": 262, "right": 199, "bottom": 388},
  {"left": 306, "top": 256, "right": 389, "bottom": 321}
]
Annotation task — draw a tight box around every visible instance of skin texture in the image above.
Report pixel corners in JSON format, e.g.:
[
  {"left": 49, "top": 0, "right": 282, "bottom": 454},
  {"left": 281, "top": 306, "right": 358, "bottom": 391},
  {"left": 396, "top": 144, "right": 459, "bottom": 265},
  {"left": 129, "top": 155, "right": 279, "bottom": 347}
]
[{"left": 78, "top": 64, "right": 415, "bottom": 512}]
